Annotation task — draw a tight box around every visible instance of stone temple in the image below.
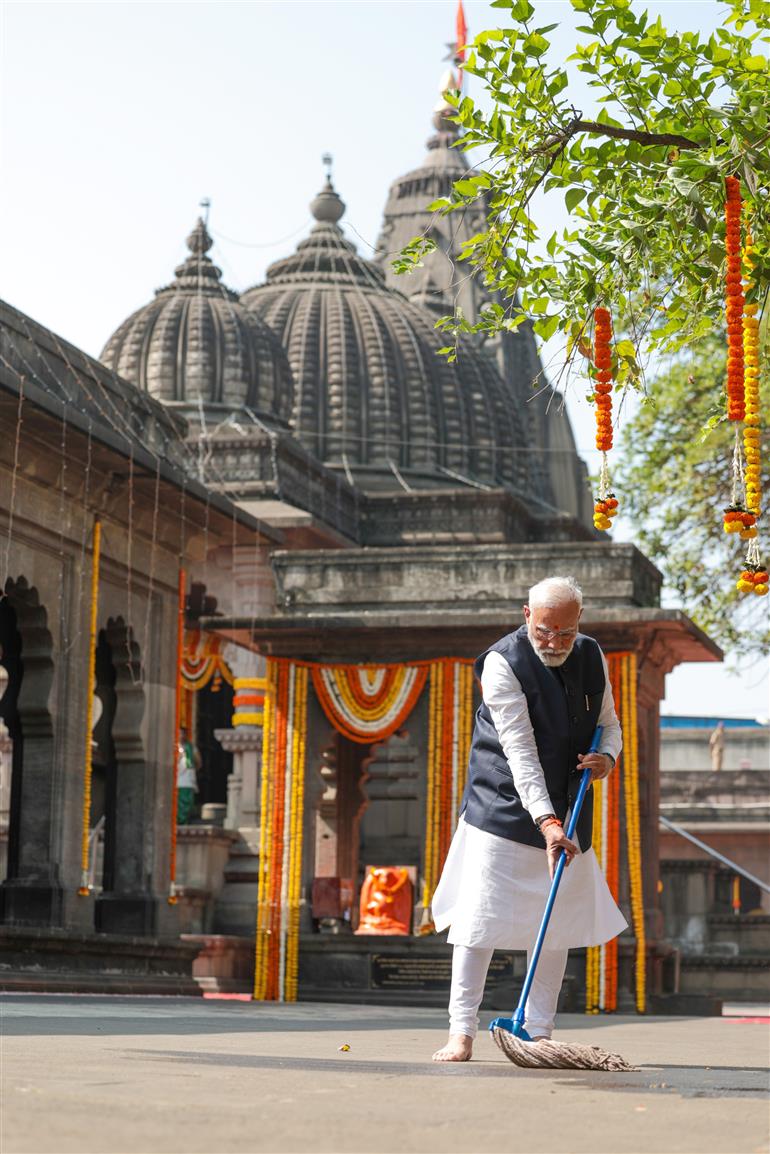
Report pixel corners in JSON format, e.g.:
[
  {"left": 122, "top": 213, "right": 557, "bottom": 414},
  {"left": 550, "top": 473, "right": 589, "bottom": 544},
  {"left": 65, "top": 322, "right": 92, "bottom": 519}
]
[{"left": 1, "top": 63, "right": 738, "bottom": 1009}]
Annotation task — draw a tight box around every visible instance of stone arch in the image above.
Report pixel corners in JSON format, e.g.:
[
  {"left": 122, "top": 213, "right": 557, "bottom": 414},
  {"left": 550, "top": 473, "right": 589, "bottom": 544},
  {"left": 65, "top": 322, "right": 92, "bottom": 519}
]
[
  {"left": 94, "top": 616, "right": 156, "bottom": 936},
  {"left": 0, "top": 576, "right": 59, "bottom": 926}
]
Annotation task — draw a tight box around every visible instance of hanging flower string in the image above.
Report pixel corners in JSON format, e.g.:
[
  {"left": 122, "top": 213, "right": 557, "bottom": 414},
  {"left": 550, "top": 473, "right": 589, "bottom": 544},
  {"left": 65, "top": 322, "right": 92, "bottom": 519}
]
[
  {"left": 420, "top": 659, "right": 474, "bottom": 930},
  {"left": 724, "top": 176, "right": 745, "bottom": 423},
  {"left": 734, "top": 220, "right": 768, "bottom": 597},
  {"left": 592, "top": 307, "right": 619, "bottom": 533},
  {"left": 722, "top": 175, "right": 755, "bottom": 550},
  {"left": 742, "top": 227, "right": 762, "bottom": 526},
  {"left": 722, "top": 193, "right": 768, "bottom": 599}
]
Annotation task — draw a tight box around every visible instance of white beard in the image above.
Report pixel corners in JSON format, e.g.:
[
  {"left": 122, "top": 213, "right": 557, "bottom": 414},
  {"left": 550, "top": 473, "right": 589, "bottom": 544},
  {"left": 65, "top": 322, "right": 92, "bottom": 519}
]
[{"left": 527, "top": 626, "right": 576, "bottom": 667}]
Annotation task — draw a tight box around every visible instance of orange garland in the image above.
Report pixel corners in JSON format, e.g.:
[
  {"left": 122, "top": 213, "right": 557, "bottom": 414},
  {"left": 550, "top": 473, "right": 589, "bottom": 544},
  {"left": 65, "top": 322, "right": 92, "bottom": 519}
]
[
  {"left": 724, "top": 176, "right": 745, "bottom": 423},
  {"left": 585, "top": 652, "right": 644, "bottom": 1015},
  {"left": 420, "top": 660, "right": 475, "bottom": 925},
  {"left": 592, "top": 307, "right": 619, "bottom": 533},
  {"left": 168, "top": 566, "right": 186, "bottom": 904},
  {"left": 593, "top": 307, "right": 614, "bottom": 451}
]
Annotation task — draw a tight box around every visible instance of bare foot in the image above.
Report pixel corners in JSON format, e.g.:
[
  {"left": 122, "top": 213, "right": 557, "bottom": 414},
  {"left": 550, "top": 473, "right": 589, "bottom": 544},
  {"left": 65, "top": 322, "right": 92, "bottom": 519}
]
[{"left": 432, "top": 1033, "right": 473, "bottom": 1062}]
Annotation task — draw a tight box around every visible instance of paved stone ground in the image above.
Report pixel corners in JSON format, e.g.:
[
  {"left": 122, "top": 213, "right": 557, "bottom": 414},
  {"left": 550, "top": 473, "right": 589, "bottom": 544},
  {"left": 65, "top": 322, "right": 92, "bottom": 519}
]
[{"left": 0, "top": 995, "right": 768, "bottom": 1154}]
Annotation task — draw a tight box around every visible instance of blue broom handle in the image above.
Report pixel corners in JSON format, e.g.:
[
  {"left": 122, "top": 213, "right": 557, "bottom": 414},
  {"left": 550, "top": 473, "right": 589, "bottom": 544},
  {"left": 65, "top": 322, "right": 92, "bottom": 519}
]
[{"left": 511, "top": 726, "right": 603, "bottom": 1026}]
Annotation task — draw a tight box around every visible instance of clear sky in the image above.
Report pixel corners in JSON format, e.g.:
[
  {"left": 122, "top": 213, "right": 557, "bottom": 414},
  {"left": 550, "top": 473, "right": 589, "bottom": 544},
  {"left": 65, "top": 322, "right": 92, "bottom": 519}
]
[{"left": 1, "top": 0, "right": 767, "bottom": 720}]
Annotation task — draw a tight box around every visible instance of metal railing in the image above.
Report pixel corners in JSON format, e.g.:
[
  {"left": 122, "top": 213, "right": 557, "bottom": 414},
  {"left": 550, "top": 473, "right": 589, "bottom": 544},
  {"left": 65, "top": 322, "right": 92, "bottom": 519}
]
[{"left": 659, "top": 814, "right": 770, "bottom": 895}]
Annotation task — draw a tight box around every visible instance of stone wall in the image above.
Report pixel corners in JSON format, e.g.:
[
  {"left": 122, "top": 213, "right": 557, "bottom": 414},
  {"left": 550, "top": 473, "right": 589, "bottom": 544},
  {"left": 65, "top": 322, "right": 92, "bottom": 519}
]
[{"left": 661, "top": 726, "right": 769, "bottom": 773}]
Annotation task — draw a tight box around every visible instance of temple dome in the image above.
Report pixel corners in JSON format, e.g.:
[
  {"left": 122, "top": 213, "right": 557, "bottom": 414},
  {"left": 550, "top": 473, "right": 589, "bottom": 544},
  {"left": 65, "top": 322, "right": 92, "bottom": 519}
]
[
  {"left": 100, "top": 219, "right": 294, "bottom": 426},
  {"left": 373, "top": 78, "right": 594, "bottom": 526},
  {"left": 241, "top": 177, "right": 531, "bottom": 494}
]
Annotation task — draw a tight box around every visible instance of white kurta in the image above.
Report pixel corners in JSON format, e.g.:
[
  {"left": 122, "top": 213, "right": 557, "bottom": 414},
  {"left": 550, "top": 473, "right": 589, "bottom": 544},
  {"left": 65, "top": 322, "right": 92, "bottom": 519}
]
[{"left": 431, "top": 646, "right": 628, "bottom": 950}]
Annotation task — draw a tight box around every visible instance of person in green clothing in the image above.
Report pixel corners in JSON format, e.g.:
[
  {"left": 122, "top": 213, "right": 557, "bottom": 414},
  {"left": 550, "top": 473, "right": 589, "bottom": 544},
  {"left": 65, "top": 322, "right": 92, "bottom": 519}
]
[{"left": 176, "top": 726, "right": 201, "bottom": 824}]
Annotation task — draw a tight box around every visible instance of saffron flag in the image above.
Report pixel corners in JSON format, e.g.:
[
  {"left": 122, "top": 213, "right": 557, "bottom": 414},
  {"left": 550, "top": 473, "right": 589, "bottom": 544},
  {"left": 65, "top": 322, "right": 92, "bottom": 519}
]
[{"left": 456, "top": 0, "right": 468, "bottom": 88}]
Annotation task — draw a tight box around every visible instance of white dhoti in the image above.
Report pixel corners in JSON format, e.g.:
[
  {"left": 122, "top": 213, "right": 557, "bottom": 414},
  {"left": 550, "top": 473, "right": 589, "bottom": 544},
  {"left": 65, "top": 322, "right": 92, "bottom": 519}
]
[
  {"left": 431, "top": 817, "right": 627, "bottom": 1038},
  {"left": 432, "top": 816, "right": 627, "bottom": 950}
]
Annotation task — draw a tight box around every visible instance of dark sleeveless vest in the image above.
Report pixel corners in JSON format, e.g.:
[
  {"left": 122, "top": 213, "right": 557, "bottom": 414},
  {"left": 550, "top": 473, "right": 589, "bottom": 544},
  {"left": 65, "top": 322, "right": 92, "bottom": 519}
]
[{"left": 460, "top": 626, "right": 606, "bottom": 850}]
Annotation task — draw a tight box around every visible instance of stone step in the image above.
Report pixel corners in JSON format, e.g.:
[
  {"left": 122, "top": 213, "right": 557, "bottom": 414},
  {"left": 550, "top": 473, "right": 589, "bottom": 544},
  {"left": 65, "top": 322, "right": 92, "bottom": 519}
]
[
  {"left": 0, "top": 925, "right": 201, "bottom": 996},
  {"left": 678, "top": 954, "right": 770, "bottom": 1001},
  {"left": 708, "top": 915, "right": 770, "bottom": 953},
  {"left": 182, "top": 932, "right": 254, "bottom": 994}
]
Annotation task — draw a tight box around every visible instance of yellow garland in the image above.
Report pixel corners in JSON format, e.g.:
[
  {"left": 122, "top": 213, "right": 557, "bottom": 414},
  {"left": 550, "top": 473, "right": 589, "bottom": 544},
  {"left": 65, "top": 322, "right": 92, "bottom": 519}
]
[
  {"left": 78, "top": 516, "right": 101, "bottom": 895},
  {"left": 587, "top": 774, "right": 604, "bottom": 1014},
  {"left": 253, "top": 660, "right": 277, "bottom": 1001},
  {"left": 253, "top": 660, "right": 309, "bottom": 1002},
  {"left": 621, "top": 653, "right": 646, "bottom": 1013},
  {"left": 743, "top": 231, "right": 762, "bottom": 522},
  {"left": 420, "top": 661, "right": 475, "bottom": 923},
  {"left": 285, "top": 665, "right": 308, "bottom": 1001},
  {"left": 330, "top": 666, "right": 409, "bottom": 721},
  {"left": 421, "top": 661, "right": 440, "bottom": 912}
]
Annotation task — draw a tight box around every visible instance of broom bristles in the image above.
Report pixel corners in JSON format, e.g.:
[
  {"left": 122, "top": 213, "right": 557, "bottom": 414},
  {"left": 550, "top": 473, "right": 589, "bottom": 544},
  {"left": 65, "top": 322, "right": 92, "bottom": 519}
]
[{"left": 491, "top": 1027, "right": 635, "bottom": 1071}]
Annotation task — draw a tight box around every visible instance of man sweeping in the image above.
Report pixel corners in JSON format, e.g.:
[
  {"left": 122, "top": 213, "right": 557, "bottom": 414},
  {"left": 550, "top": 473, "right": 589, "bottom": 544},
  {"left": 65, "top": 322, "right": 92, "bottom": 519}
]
[{"left": 431, "top": 575, "right": 626, "bottom": 1062}]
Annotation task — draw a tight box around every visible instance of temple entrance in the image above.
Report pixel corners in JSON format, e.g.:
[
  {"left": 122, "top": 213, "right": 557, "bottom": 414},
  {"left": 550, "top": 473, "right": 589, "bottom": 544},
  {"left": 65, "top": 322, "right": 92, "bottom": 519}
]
[
  {"left": 311, "top": 729, "right": 423, "bottom": 934},
  {"left": 195, "top": 678, "right": 234, "bottom": 809},
  {"left": 357, "top": 731, "right": 421, "bottom": 933}
]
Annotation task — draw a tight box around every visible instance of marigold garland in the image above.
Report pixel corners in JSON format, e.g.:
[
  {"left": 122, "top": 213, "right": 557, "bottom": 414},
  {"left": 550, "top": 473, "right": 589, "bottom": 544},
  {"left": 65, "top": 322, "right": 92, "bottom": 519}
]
[
  {"left": 253, "top": 659, "right": 308, "bottom": 1002},
  {"left": 592, "top": 307, "right": 619, "bottom": 533},
  {"left": 312, "top": 664, "right": 428, "bottom": 744},
  {"left": 78, "top": 516, "right": 101, "bottom": 896},
  {"left": 724, "top": 176, "right": 745, "bottom": 423},
  {"left": 743, "top": 229, "right": 762, "bottom": 522},
  {"left": 736, "top": 564, "right": 769, "bottom": 597},
  {"left": 168, "top": 566, "right": 186, "bottom": 905},
  {"left": 621, "top": 651, "right": 646, "bottom": 1013},
  {"left": 585, "top": 653, "right": 623, "bottom": 1014},
  {"left": 420, "top": 660, "right": 474, "bottom": 927},
  {"left": 585, "top": 653, "right": 645, "bottom": 1015},
  {"left": 181, "top": 628, "right": 234, "bottom": 691}
]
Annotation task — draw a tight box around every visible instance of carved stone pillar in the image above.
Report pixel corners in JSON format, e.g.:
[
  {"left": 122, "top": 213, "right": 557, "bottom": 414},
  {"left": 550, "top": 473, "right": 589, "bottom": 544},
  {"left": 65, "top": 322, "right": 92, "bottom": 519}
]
[
  {"left": 0, "top": 579, "right": 62, "bottom": 928},
  {"left": 314, "top": 745, "right": 339, "bottom": 878},
  {"left": 214, "top": 728, "right": 263, "bottom": 849},
  {"left": 214, "top": 646, "right": 266, "bottom": 849}
]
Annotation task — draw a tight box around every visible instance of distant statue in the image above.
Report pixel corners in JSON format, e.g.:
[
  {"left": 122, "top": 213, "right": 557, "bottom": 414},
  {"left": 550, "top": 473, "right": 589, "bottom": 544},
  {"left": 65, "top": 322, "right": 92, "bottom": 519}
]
[
  {"left": 356, "top": 867, "right": 412, "bottom": 935},
  {"left": 709, "top": 721, "right": 725, "bottom": 772}
]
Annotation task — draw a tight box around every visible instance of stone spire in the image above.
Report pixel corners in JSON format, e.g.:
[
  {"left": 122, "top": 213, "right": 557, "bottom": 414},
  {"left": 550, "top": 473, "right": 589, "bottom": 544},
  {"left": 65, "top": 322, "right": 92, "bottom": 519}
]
[
  {"left": 256, "top": 168, "right": 386, "bottom": 291},
  {"left": 372, "top": 41, "right": 595, "bottom": 529},
  {"left": 167, "top": 217, "right": 235, "bottom": 298},
  {"left": 428, "top": 67, "right": 463, "bottom": 151}
]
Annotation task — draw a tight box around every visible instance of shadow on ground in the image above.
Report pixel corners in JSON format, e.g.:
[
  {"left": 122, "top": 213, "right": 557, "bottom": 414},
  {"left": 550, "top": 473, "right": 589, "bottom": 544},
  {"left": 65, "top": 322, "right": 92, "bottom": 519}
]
[{"left": 133, "top": 1048, "right": 769, "bottom": 1100}]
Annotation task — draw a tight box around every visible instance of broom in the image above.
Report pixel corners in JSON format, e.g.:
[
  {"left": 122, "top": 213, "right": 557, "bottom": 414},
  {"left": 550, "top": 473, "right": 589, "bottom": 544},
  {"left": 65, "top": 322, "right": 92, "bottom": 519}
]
[{"left": 489, "top": 726, "right": 635, "bottom": 1071}]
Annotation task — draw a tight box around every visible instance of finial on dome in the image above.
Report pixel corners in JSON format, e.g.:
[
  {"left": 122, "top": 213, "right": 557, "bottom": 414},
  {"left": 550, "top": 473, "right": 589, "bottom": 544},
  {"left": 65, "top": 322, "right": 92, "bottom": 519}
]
[
  {"left": 310, "top": 154, "right": 346, "bottom": 224},
  {"left": 431, "top": 67, "right": 461, "bottom": 135},
  {"left": 187, "top": 217, "right": 214, "bottom": 257}
]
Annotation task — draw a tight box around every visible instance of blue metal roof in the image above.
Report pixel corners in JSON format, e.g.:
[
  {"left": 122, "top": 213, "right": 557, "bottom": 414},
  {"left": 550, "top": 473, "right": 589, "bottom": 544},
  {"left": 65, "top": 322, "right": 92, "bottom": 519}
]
[{"left": 660, "top": 715, "right": 765, "bottom": 729}]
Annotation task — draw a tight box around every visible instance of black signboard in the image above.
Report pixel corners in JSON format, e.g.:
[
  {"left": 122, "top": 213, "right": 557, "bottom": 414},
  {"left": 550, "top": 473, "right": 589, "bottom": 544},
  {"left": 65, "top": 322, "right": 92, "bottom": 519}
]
[{"left": 371, "top": 952, "right": 515, "bottom": 991}]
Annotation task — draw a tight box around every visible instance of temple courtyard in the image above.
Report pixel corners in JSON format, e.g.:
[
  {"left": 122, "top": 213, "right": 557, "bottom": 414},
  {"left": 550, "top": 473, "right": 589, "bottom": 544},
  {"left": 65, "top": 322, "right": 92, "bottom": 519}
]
[{"left": 0, "top": 996, "right": 767, "bottom": 1154}]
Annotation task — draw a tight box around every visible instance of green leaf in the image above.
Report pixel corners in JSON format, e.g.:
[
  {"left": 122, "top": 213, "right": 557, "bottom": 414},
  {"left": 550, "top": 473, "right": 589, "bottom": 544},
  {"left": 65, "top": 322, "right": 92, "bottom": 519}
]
[
  {"left": 744, "top": 54, "right": 767, "bottom": 70},
  {"left": 565, "top": 187, "right": 586, "bottom": 213},
  {"left": 533, "top": 313, "right": 561, "bottom": 341}
]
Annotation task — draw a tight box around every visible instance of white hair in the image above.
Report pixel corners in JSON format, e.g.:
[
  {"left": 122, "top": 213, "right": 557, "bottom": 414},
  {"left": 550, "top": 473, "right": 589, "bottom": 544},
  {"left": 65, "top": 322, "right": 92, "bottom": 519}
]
[{"left": 527, "top": 575, "right": 583, "bottom": 611}]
